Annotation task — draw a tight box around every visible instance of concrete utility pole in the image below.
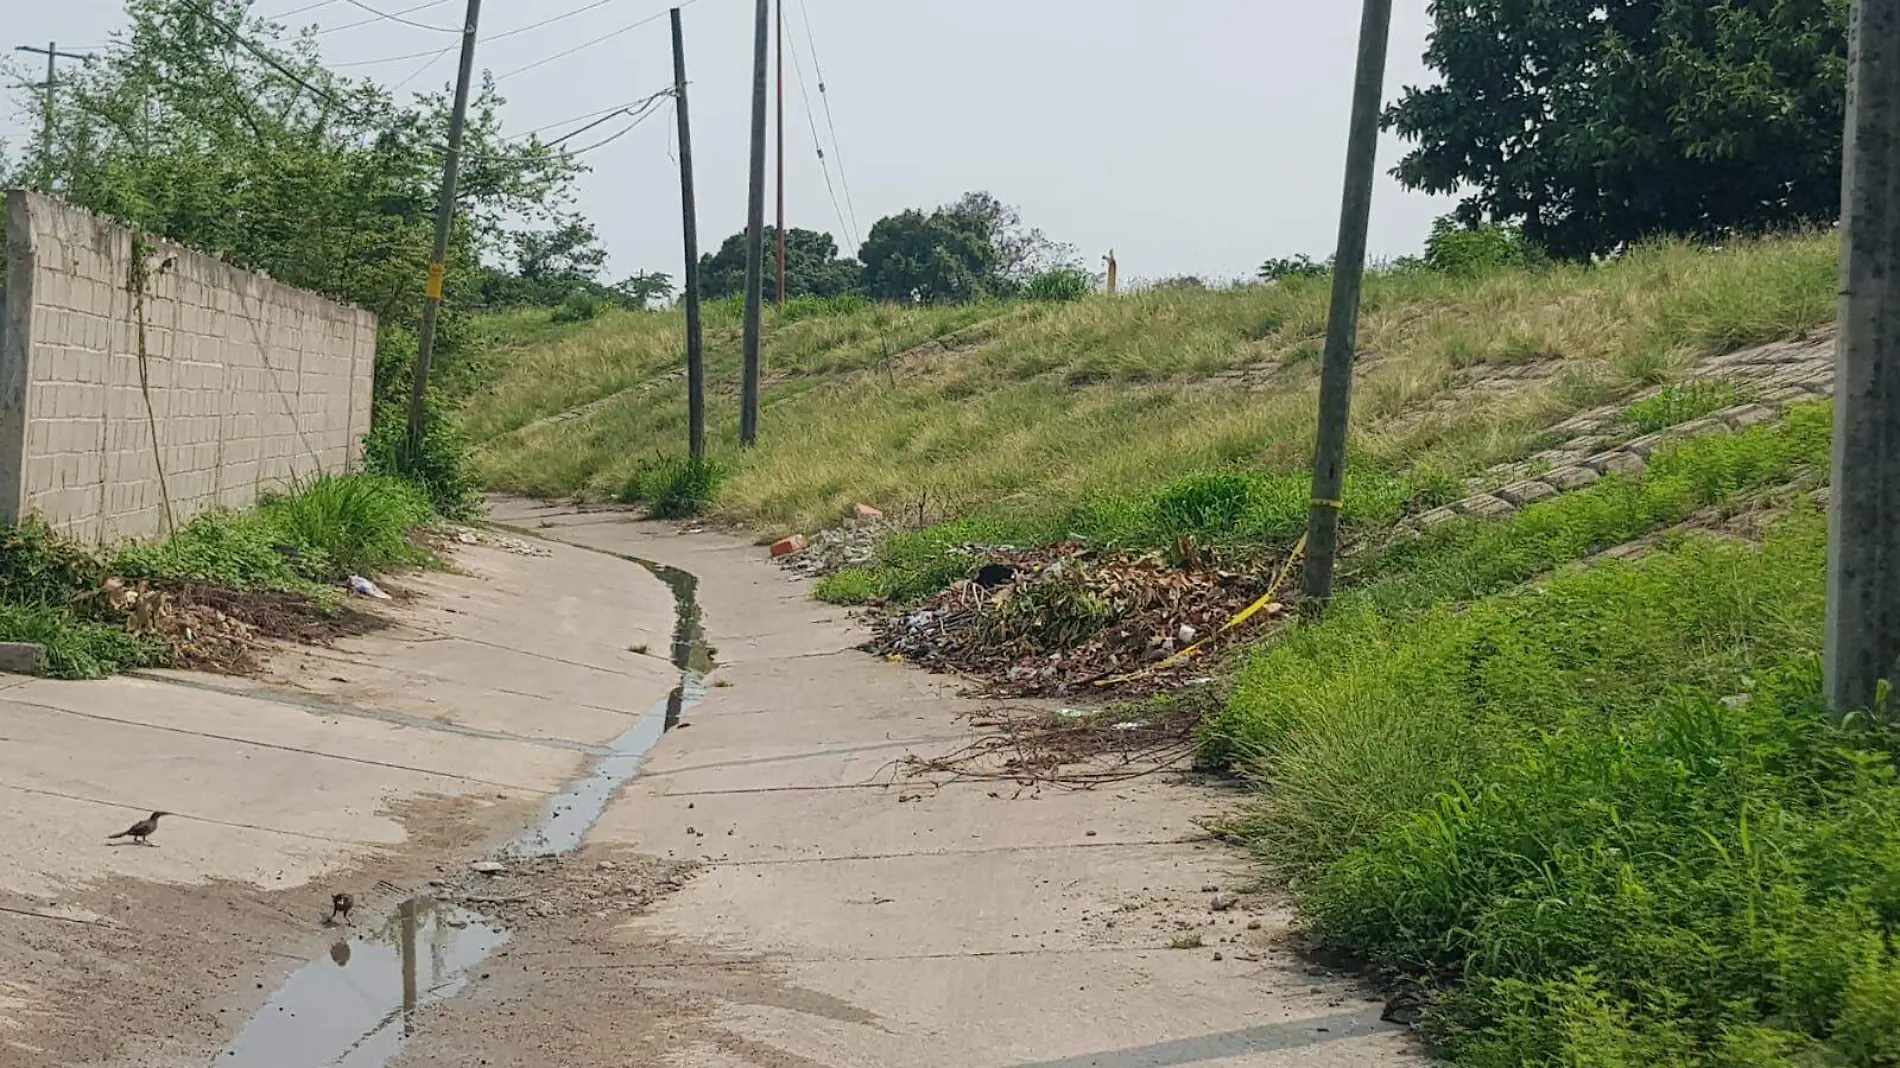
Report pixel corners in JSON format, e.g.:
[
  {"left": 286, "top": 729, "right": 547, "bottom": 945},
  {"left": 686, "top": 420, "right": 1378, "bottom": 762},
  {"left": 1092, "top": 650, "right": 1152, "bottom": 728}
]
[
  {"left": 405, "top": 0, "right": 483, "bottom": 464},
  {"left": 14, "top": 42, "right": 92, "bottom": 191},
  {"left": 740, "top": 0, "right": 770, "bottom": 446},
  {"left": 672, "top": 8, "right": 707, "bottom": 461},
  {"left": 775, "top": 0, "right": 787, "bottom": 307},
  {"left": 1301, "top": 0, "right": 1395, "bottom": 605},
  {"left": 1827, "top": 0, "right": 1900, "bottom": 717}
]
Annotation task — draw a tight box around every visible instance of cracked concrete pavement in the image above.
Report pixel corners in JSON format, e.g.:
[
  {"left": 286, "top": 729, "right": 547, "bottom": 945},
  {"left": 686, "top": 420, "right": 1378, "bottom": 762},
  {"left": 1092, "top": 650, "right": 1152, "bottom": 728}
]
[{"left": 403, "top": 498, "right": 1425, "bottom": 1068}]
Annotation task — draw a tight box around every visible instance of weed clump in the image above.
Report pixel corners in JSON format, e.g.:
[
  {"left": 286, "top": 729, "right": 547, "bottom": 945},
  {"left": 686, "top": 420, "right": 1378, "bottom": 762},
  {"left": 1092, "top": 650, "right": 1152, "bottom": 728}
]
[{"left": 618, "top": 455, "right": 724, "bottom": 519}]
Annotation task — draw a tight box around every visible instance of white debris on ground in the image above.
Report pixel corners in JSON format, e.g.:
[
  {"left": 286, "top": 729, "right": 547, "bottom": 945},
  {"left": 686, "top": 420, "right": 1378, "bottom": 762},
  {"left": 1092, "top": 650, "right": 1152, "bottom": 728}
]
[
  {"left": 451, "top": 527, "right": 555, "bottom": 558},
  {"left": 774, "top": 521, "right": 887, "bottom": 577}
]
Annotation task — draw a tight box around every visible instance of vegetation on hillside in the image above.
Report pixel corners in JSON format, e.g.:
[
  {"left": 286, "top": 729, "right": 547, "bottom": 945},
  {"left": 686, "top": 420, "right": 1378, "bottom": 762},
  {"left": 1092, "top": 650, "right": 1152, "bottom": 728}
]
[{"left": 469, "top": 232, "right": 1837, "bottom": 532}]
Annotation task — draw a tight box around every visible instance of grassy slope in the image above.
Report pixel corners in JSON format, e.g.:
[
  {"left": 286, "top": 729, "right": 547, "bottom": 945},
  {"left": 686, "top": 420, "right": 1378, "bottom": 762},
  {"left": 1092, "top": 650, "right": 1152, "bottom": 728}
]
[
  {"left": 466, "top": 234, "right": 1900, "bottom": 1066},
  {"left": 468, "top": 235, "right": 1836, "bottom": 532}
]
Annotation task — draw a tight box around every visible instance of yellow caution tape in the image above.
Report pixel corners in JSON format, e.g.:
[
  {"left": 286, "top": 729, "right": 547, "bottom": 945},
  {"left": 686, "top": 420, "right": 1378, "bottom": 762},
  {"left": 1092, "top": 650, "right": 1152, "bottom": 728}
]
[
  {"left": 424, "top": 262, "right": 446, "bottom": 301},
  {"left": 1093, "top": 534, "right": 1309, "bottom": 687}
]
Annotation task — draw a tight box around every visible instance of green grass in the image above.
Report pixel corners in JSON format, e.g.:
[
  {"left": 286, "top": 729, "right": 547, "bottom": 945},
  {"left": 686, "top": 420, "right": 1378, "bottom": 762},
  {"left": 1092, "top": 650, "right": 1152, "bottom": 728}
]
[
  {"left": 1197, "top": 399, "right": 1900, "bottom": 1065},
  {"left": 112, "top": 474, "right": 435, "bottom": 592},
  {"left": 468, "top": 234, "right": 1838, "bottom": 531},
  {"left": 1357, "top": 402, "right": 1833, "bottom": 613},
  {"left": 1625, "top": 379, "right": 1749, "bottom": 434},
  {"left": 0, "top": 474, "right": 439, "bottom": 679}
]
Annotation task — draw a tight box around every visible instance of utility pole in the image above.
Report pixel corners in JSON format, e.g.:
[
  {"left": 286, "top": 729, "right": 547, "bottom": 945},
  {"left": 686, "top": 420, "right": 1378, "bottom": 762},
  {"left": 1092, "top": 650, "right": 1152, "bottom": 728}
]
[
  {"left": 671, "top": 8, "right": 707, "bottom": 461},
  {"left": 775, "top": 0, "right": 787, "bottom": 307},
  {"left": 13, "top": 42, "right": 91, "bottom": 191},
  {"left": 404, "top": 0, "right": 483, "bottom": 464},
  {"left": 1300, "top": 0, "right": 1394, "bottom": 606},
  {"left": 740, "top": 0, "right": 769, "bottom": 446},
  {"left": 1827, "top": 0, "right": 1900, "bottom": 716}
]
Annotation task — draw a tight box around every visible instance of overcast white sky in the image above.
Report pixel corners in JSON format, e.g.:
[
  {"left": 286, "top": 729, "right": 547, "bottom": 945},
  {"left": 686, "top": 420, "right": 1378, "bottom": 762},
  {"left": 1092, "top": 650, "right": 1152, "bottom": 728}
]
[{"left": 5, "top": 0, "right": 1454, "bottom": 283}]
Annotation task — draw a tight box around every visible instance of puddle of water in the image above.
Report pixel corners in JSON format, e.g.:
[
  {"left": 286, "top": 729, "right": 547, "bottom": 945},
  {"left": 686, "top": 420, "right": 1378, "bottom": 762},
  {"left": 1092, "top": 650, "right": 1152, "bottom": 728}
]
[
  {"left": 514, "top": 554, "right": 711, "bottom": 857},
  {"left": 219, "top": 898, "right": 506, "bottom": 1068},
  {"left": 215, "top": 548, "right": 711, "bottom": 1068}
]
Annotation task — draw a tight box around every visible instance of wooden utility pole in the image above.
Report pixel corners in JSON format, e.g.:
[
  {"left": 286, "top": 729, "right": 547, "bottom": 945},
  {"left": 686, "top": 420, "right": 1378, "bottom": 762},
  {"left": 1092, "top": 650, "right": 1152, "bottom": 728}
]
[
  {"left": 740, "top": 0, "right": 770, "bottom": 446},
  {"left": 671, "top": 8, "right": 707, "bottom": 461},
  {"left": 13, "top": 42, "right": 91, "bottom": 191},
  {"left": 1827, "top": 0, "right": 1900, "bottom": 716},
  {"left": 405, "top": 0, "right": 483, "bottom": 464},
  {"left": 775, "top": 0, "right": 787, "bottom": 307},
  {"left": 1301, "top": 0, "right": 1394, "bottom": 605}
]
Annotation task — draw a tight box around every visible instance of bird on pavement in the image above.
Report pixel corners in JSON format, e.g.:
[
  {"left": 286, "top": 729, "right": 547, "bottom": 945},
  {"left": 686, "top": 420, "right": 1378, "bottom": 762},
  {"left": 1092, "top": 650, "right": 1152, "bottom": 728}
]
[
  {"left": 328, "top": 892, "right": 355, "bottom": 926},
  {"left": 107, "top": 811, "right": 169, "bottom": 846}
]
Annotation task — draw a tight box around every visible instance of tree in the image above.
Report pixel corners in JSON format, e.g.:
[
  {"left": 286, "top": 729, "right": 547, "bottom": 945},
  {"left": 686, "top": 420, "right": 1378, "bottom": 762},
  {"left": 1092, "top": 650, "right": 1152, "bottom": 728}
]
[
  {"left": 858, "top": 208, "right": 996, "bottom": 304},
  {"left": 611, "top": 271, "right": 675, "bottom": 309},
  {"left": 941, "top": 191, "right": 1077, "bottom": 286},
  {"left": 1384, "top": 0, "right": 1848, "bottom": 259},
  {"left": 514, "top": 217, "right": 608, "bottom": 288},
  {"left": 698, "top": 226, "right": 861, "bottom": 302}
]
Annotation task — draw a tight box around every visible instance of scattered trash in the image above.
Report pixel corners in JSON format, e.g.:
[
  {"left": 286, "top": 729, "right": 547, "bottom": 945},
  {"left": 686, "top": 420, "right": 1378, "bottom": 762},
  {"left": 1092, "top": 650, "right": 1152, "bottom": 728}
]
[
  {"left": 1053, "top": 708, "right": 1091, "bottom": 721},
  {"left": 1111, "top": 721, "right": 1147, "bottom": 732},
  {"left": 863, "top": 541, "right": 1302, "bottom": 697},
  {"left": 348, "top": 575, "right": 392, "bottom": 601}
]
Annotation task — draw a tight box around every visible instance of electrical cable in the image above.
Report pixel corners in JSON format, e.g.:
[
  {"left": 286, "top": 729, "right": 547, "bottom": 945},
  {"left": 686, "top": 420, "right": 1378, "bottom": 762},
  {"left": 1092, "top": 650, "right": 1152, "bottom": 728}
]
[
  {"left": 333, "top": 0, "right": 459, "bottom": 32},
  {"left": 318, "top": 0, "right": 458, "bottom": 36},
  {"left": 265, "top": 0, "right": 345, "bottom": 21},
  {"left": 783, "top": 19, "right": 853, "bottom": 250},
  {"left": 386, "top": 44, "right": 456, "bottom": 91},
  {"left": 494, "top": 0, "right": 700, "bottom": 81},
  {"left": 796, "top": 0, "right": 859, "bottom": 245}
]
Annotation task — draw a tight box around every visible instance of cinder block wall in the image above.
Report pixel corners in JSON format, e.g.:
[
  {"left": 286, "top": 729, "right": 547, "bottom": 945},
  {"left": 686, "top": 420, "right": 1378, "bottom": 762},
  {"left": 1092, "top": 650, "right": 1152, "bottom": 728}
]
[{"left": 0, "top": 191, "right": 377, "bottom": 545}]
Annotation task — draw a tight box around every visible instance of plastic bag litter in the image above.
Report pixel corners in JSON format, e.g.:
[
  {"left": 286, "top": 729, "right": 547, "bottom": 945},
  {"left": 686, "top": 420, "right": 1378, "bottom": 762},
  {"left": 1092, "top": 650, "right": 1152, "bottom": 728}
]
[{"left": 348, "top": 575, "right": 392, "bottom": 601}]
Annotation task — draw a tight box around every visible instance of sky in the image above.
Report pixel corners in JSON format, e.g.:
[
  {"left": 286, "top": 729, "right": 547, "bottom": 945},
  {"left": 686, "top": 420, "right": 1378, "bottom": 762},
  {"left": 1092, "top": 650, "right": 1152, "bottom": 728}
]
[{"left": 4, "top": 0, "right": 1456, "bottom": 284}]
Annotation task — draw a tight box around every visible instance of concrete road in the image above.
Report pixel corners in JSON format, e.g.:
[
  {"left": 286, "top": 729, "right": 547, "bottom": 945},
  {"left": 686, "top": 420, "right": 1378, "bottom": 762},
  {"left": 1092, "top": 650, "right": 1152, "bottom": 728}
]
[
  {"left": 386, "top": 500, "right": 1422, "bottom": 1068},
  {"left": 0, "top": 536, "right": 678, "bottom": 1067}
]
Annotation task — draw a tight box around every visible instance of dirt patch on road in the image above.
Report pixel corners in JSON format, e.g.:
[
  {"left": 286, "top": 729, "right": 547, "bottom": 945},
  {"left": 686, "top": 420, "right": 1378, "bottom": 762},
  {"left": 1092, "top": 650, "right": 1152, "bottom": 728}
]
[
  {"left": 393, "top": 845, "right": 866, "bottom": 1068},
  {"left": 0, "top": 792, "right": 533, "bottom": 1068}
]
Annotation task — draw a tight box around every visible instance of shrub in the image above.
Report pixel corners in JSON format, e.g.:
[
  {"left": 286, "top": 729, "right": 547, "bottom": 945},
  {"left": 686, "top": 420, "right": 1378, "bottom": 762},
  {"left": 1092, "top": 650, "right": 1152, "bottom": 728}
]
[
  {"left": 363, "top": 395, "right": 484, "bottom": 520},
  {"left": 112, "top": 509, "right": 313, "bottom": 593},
  {"left": 1424, "top": 215, "right": 1537, "bottom": 274},
  {"left": 813, "top": 568, "right": 882, "bottom": 606},
  {"left": 619, "top": 455, "right": 724, "bottom": 519},
  {"left": 0, "top": 518, "right": 109, "bottom": 606},
  {"left": 549, "top": 286, "right": 603, "bottom": 323},
  {"left": 1025, "top": 268, "right": 1093, "bottom": 303}
]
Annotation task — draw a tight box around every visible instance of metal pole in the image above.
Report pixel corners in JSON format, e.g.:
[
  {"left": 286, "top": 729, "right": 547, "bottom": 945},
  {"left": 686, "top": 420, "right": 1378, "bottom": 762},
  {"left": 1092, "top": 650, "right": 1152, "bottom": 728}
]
[
  {"left": 1301, "top": 0, "right": 1394, "bottom": 605},
  {"left": 672, "top": 8, "right": 707, "bottom": 461},
  {"left": 405, "top": 0, "right": 483, "bottom": 463},
  {"left": 740, "top": 0, "right": 769, "bottom": 446},
  {"left": 775, "top": 0, "right": 787, "bottom": 306},
  {"left": 14, "top": 42, "right": 91, "bottom": 192},
  {"left": 1827, "top": 0, "right": 1900, "bottom": 716}
]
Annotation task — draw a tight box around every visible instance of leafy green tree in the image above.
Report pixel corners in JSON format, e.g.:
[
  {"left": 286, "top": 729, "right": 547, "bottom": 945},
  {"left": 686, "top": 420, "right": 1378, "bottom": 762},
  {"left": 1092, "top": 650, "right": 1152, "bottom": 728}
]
[
  {"left": 611, "top": 270, "right": 675, "bottom": 308},
  {"left": 1385, "top": 0, "right": 1848, "bottom": 259},
  {"left": 1423, "top": 216, "right": 1536, "bottom": 274},
  {"left": 1257, "top": 254, "right": 1330, "bottom": 283},
  {"left": 698, "top": 226, "right": 861, "bottom": 302},
  {"left": 857, "top": 208, "right": 995, "bottom": 304}
]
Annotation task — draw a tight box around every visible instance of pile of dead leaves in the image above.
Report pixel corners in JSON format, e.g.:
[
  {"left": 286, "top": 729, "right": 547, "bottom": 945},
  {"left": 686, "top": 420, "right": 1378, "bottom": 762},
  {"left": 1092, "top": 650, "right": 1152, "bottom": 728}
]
[
  {"left": 87, "top": 578, "right": 387, "bottom": 675},
  {"left": 865, "top": 543, "right": 1295, "bottom": 697}
]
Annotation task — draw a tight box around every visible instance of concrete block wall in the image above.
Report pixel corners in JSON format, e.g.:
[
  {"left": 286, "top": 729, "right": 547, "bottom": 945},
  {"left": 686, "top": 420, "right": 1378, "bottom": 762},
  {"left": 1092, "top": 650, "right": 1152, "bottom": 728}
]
[{"left": 0, "top": 191, "right": 377, "bottom": 544}]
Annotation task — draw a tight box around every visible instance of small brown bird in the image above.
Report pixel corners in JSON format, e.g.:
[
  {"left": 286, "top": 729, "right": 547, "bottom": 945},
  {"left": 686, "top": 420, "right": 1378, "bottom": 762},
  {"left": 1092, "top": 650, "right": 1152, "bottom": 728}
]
[
  {"left": 328, "top": 892, "right": 355, "bottom": 926},
  {"left": 107, "top": 811, "right": 169, "bottom": 846}
]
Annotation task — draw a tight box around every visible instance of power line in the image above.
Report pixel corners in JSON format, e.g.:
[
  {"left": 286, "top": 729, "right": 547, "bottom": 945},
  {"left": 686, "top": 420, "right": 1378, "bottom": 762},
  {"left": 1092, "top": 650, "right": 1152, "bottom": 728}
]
[
  {"left": 496, "top": 1, "right": 700, "bottom": 80},
  {"left": 387, "top": 44, "right": 455, "bottom": 91},
  {"left": 334, "top": 0, "right": 459, "bottom": 32},
  {"left": 264, "top": 0, "right": 345, "bottom": 20},
  {"left": 317, "top": 0, "right": 458, "bottom": 36},
  {"left": 336, "top": 0, "right": 695, "bottom": 71},
  {"left": 795, "top": 0, "right": 859, "bottom": 248},
  {"left": 782, "top": 18, "right": 853, "bottom": 250}
]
